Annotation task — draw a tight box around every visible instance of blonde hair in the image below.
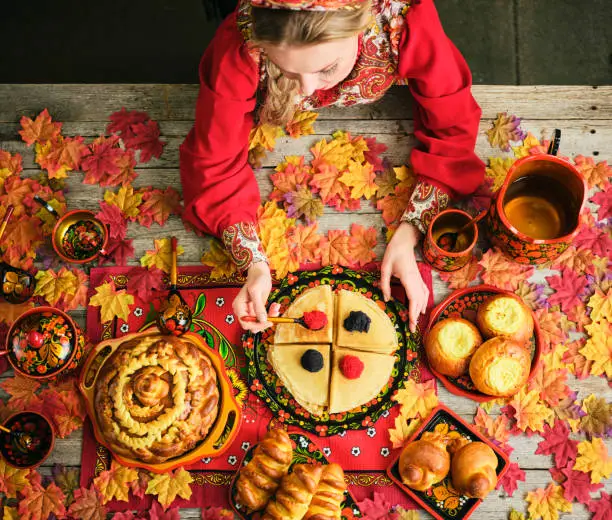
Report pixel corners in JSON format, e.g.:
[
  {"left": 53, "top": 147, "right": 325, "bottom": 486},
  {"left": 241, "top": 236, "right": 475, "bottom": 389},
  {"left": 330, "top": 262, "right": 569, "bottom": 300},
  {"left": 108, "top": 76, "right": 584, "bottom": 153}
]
[{"left": 251, "top": 3, "right": 372, "bottom": 126}]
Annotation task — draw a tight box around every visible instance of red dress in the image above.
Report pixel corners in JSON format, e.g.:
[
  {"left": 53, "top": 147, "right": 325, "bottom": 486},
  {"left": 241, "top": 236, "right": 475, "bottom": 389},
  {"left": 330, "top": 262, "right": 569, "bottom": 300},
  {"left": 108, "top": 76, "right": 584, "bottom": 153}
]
[{"left": 180, "top": 0, "right": 485, "bottom": 270}]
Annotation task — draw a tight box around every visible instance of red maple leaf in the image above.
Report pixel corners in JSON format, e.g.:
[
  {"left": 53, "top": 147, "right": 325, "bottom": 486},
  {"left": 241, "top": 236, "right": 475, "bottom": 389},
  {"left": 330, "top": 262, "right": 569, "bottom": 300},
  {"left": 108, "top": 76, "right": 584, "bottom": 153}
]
[
  {"left": 95, "top": 202, "right": 127, "bottom": 240},
  {"left": 149, "top": 502, "right": 179, "bottom": 520},
  {"left": 356, "top": 491, "right": 399, "bottom": 520},
  {"left": 535, "top": 421, "right": 578, "bottom": 468},
  {"left": 81, "top": 135, "right": 123, "bottom": 185},
  {"left": 591, "top": 188, "right": 612, "bottom": 222},
  {"left": 200, "top": 506, "right": 233, "bottom": 520},
  {"left": 99, "top": 237, "right": 135, "bottom": 266},
  {"left": 107, "top": 108, "right": 149, "bottom": 136},
  {"left": 123, "top": 120, "right": 165, "bottom": 163},
  {"left": 496, "top": 461, "right": 525, "bottom": 497},
  {"left": 574, "top": 223, "right": 612, "bottom": 259},
  {"left": 126, "top": 267, "right": 165, "bottom": 302},
  {"left": 589, "top": 492, "right": 612, "bottom": 520},
  {"left": 364, "top": 137, "right": 387, "bottom": 172},
  {"left": 560, "top": 466, "right": 604, "bottom": 504},
  {"left": 545, "top": 267, "right": 588, "bottom": 313}
]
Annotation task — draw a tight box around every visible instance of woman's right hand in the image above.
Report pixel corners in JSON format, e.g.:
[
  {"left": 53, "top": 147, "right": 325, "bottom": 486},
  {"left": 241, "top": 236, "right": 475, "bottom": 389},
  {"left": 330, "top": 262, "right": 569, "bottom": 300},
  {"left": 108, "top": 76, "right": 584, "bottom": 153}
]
[{"left": 233, "top": 261, "right": 280, "bottom": 333}]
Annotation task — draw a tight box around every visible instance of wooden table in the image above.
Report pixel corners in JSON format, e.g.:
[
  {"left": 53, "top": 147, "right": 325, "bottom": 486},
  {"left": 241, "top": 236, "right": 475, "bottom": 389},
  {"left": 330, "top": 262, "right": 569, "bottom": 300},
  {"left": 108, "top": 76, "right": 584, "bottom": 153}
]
[{"left": 0, "top": 85, "right": 610, "bottom": 519}]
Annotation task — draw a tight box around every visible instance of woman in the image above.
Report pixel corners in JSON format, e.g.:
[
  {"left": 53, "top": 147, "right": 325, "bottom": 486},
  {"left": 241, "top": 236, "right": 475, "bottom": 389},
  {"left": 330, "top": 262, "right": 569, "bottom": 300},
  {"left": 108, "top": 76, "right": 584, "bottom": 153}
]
[{"left": 180, "top": 0, "right": 485, "bottom": 333}]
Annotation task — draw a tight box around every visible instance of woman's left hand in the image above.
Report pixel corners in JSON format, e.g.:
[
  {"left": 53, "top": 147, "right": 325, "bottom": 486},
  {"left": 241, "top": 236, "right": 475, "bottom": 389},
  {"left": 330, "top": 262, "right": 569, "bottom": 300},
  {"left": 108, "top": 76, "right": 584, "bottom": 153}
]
[{"left": 380, "top": 222, "right": 429, "bottom": 333}]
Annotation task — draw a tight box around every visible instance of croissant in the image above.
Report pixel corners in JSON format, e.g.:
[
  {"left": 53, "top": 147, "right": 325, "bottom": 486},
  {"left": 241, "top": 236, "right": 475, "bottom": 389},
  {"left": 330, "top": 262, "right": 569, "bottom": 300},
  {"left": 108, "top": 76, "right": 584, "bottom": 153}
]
[
  {"left": 262, "top": 464, "right": 324, "bottom": 520},
  {"left": 451, "top": 441, "right": 498, "bottom": 499},
  {"left": 304, "top": 463, "right": 346, "bottom": 520},
  {"left": 398, "top": 432, "right": 451, "bottom": 491},
  {"left": 235, "top": 428, "right": 293, "bottom": 512}
]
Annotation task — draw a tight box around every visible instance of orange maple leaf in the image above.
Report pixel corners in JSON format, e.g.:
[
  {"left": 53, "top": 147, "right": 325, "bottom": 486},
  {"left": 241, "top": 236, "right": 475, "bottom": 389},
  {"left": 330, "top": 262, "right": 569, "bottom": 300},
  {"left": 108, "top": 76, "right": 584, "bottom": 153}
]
[
  {"left": 2, "top": 177, "right": 37, "bottom": 217},
  {"left": 535, "top": 308, "right": 570, "bottom": 354},
  {"left": 392, "top": 379, "right": 438, "bottom": 421},
  {"left": 478, "top": 248, "right": 534, "bottom": 291},
  {"left": 320, "top": 229, "right": 352, "bottom": 266},
  {"left": 526, "top": 483, "right": 572, "bottom": 520},
  {"left": 4, "top": 217, "right": 44, "bottom": 257},
  {"left": 574, "top": 155, "right": 611, "bottom": 190},
  {"left": 0, "top": 458, "right": 30, "bottom": 498},
  {"left": 527, "top": 363, "right": 570, "bottom": 407},
  {"left": 285, "top": 110, "right": 318, "bottom": 138},
  {"left": 508, "top": 388, "right": 554, "bottom": 433},
  {"left": 45, "top": 136, "right": 90, "bottom": 176},
  {"left": 349, "top": 224, "right": 377, "bottom": 266},
  {"left": 0, "top": 150, "right": 23, "bottom": 176},
  {"left": 0, "top": 375, "right": 42, "bottom": 410},
  {"left": 18, "top": 109, "right": 62, "bottom": 146},
  {"left": 309, "top": 159, "right": 344, "bottom": 205},
  {"left": 138, "top": 187, "right": 183, "bottom": 226},
  {"left": 0, "top": 301, "right": 34, "bottom": 326},
  {"left": 439, "top": 258, "right": 483, "bottom": 290},
  {"left": 18, "top": 482, "right": 67, "bottom": 520},
  {"left": 473, "top": 407, "right": 510, "bottom": 446},
  {"left": 388, "top": 416, "right": 420, "bottom": 449},
  {"left": 286, "top": 223, "right": 323, "bottom": 264},
  {"left": 310, "top": 137, "right": 355, "bottom": 172},
  {"left": 551, "top": 246, "right": 596, "bottom": 275},
  {"left": 270, "top": 156, "right": 311, "bottom": 202},
  {"left": 93, "top": 462, "right": 138, "bottom": 504},
  {"left": 376, "top": 185, "right": 412, "bottom": 226},
  {"left": 67, "top": 486, "right": 106, "bottom": 520},
  {"left": 60, "top": 268, "right": 89, "bottom": 311}
]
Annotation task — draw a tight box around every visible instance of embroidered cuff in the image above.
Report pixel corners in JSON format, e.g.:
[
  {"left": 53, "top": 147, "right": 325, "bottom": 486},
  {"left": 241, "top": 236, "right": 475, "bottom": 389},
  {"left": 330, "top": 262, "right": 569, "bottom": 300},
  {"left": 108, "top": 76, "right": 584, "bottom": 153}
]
[
  {"left": 400, "top": 182, "right": 450, "bottom": 234},
  {"left": 222, "top": 222, "right": 268, "bottom": 272}
]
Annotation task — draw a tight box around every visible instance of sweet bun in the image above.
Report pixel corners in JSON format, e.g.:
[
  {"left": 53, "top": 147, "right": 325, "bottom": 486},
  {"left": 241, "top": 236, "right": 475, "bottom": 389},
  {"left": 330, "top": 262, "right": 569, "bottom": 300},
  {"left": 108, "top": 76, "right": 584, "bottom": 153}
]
[
  {"left": 476, "top": 294, "right": 534, "bottom": 343},
  {"left": 398, "top": 432, "right": 450, "bottom": 491},
  {"left": 425, "top": 318, "right": 483, "bottom": 377},
  {"left": 469, "top": 337, "right": 531, "bottom": 397},
  {"left": 451, "top": 441, "right": 498, "bottom": 499}
]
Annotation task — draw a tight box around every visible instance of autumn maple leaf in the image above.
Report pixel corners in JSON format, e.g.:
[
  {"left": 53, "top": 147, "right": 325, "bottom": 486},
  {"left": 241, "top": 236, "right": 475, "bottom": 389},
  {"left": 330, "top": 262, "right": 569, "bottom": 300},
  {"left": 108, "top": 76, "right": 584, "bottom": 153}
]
[
  {"left": 392, "top": 379, "right": 438, "bottom": 421},
  {"left": 439, "top": 258, "right": 483, "bottom": 290},
  {"left": 588, "top": 289, "right": 612, "bottom": 324},
  {"left": 126, "top": 267, "right": 165, "bottom": 302},
  {"left": 67, "top": 486, "right": 107, "bottom": 520},
  {"left": 200, "top": 506, "right": 233, "bottom": 520},
  {"left": 81, "top": 135, "right": 123, "bottom": 184},
  {"left": 573, "top": 437, "right": 612, "bottom": 483},
  {"left": 145, "top": 468, "right": 193, "bottom": 510},
  {"left": 559, "top": 466, "right": 604, "bottom": 504},
  {"left": 579, "top": 394, "right": 612, "bottom": 438},
  {"left": 89, "top": 281, "right": 134, "bottom": 323},
  {"left": 95, "top": 201, "right": 127, "bottom": 240},
  {"left": 552, "top": 246, "right": 596, "bottom": 275},
  {"left": 364, "top": 136, "right": 388, "bottom": 172},
  {"left": 580, "top": 321, "right": 612, "bottom": 379},
  {"left": 591, "top": 187, "right": 612, "bottom": 221},
  {"left": 283, "top": 185, "right": 324, "bottom": 223},
  {"left": 534, "top": 308, "right": 570, "bottom": 354},
  {"left": 339, "top": 160, "right": 378, "bottom": 199},
  {"left": 45, "top": 136, "right": 90, "bottom": 176},
  {"left": 486, "top": 157, "right": 516, "bottom": 191},
  {"left": 574, "top": 155, "right": 611, "bottom": 190},
  {"left": 140, "top": 238, "right": 184, "bottom": 273},
  {"left": 349, "top": 224, "right": 377, "bottom": 266},
  {"left": 200, "top": 239, "right": 238, "bottom": 280},
  {"left": 496, "top": 462, "right": 525, "bottom": 497},
  {"left": 104, "top": 185, "right": 143, "bottom": 220},
  {"left": 0, "top": 458, "right": 30, "bottom": 498},
  {"left": 19, "top": 109, "right": 62, "bottom": 146},
  {"left": 356, "top": 491, "right": 400, "bottom": 520},
  {"left": 99, "top": 236, "right": 135, "bottom": 267},
  {"left": 573, "top": 222, "right": 612, "bottom": 259},
  {"left": 286, "top": 223, "right": 323, "bottom": 264},
  {"left": 270, "top": 156, "right": 311, "bottom": 202},
  {"left": 107, "top": 107, "right": 149, "bottom": 136},
  {"left": 589, "top": 492, "right": 612, "bottom": 520},
  {"left": 93, "top": 461, "right": 139, "bottom": 504},
  {"left": 376, "top": 185, "right": 412, "bottom": 225},
  {"left": 309, "top": 159, "right": 344, "bottom": 205},
  {"left": 123, "top": 120, "right": 166, "bottom": 163},
  {"left": 0, "top": 150, "right": 23, "bottom": 175},
  {"left": 535, "top": 421, "right": 578, "bottom": 468},
  {"left": 508, "top": 388, "right": 554, "bottom": 434},
  {"left": 527, "top": 363, "right": 570, "bottom": 407},
  {"left": 33, "top": 268, "right": 78, "bottom": 306},
  {"left": 0, "top": 375, "right": 43, "bottom": 410},
  {"left": 388, "top": 416, "right": 419, "bottom": 449},
  {"left": 486, "top": 112, "right": 526, "bottom": 151},
  {"left": 285, "top": 110, "right": 318, "bottom": 138},
  {"left": 138, "top": 187, "right": 183, "bottom": 226},
  {"left": 374, "top": 168, "right": 398, "bottom": 198},
  {"left": 473, "top": 407, "right": 510, "bottom": 446},
  {"left": 545, "top": 267, "right": 588, "bottom": 313},
  {"left": 52, "top": 464, "right": 80, "bottom": 504},
  {"left": 526, "top": 483, "right": 572, "bottom": 520},
  {"left": 478, "top": 248, "right": 534, "bottom": 291},
  {"left": 150, "top": 502, "right": 180, "bottom": 520},
  {"left": 320, "top": 229, "right": 352, "bottom": 266},
  {"left": 18, "top": 482, "right": 67, "bottom": 520}
]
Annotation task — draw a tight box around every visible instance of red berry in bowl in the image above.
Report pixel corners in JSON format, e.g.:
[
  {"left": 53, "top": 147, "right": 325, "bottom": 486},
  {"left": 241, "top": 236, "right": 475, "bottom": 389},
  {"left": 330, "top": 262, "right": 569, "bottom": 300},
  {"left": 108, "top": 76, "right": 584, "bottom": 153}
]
[{"left": 27, "top": 331, "right": 44, "bottom": 349}]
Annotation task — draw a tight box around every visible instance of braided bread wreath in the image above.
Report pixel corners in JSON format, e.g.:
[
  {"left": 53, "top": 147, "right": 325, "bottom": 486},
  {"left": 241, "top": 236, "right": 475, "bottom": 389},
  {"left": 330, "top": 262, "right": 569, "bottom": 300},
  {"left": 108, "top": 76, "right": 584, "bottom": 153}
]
[{"left": 94, "top": 335, "right": 220, "bottom": 464}]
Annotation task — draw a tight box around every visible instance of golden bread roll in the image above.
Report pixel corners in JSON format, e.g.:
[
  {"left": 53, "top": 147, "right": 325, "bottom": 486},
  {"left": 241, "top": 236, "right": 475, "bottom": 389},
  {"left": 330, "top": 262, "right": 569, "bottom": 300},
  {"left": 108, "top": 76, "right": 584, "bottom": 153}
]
[
  {"left": 476, "top": 294, "right": 534, "bottom": 343},
  {"left": 398, "top": 432, "right": 451, "bottom": 491},
  {"left": 235, "top": 428, "right": 293, "bottom": 512},
  {"left": 469, "top": 337, "right": 531, "bottom": 397},
  {"left": 451, "top": 441, "right": 498, "bottom": 498},
  {"left": 262, "top": 464, "right": 324, "bottom": 520},
  {"left": 425, "top": 318, "right": 483, "bottom": 377},
  {"left": 304, "top": 463, "right": 346, "bottom": 520}
]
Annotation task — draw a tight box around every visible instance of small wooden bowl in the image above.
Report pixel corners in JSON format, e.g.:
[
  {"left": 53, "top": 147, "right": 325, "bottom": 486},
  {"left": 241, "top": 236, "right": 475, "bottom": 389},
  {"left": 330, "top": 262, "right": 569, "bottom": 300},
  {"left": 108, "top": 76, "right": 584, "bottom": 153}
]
[
  {"left": 0, "top": 411, "right": 55, "bottom": 469},
  {"left": 78, "top": 329, "right": 242, "bottom": 473},
  {"left": 423, "top": 285, "right": 542, "bottom": 402}
]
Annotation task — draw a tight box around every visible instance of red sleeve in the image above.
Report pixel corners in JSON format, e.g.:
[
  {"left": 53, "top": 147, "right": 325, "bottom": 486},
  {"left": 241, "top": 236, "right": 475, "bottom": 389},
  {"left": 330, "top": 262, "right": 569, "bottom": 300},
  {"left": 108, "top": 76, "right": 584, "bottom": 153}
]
[
  {"left": 397, "top": 0, "right": 485, "bottom": 197},
  {"left": 179, "top": 12, "right": 261, "bottom": 237}
]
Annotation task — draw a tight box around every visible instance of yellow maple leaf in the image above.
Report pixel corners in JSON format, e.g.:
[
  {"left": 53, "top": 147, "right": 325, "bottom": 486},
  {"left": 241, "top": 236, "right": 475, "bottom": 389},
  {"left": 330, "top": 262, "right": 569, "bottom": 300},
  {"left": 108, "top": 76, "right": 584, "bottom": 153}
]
[
  {"left": 35, "top": 141, "right": 71, "bottom": 179},
  {"left": 509, "top": 509, "right": 526, "bottom": 520},
  {"left": 388, "top": 416, "right": 420, "bottom": 449},
  {"left": 486, "top": 157, "right": 515, "bottom": 191},
  {"left": 0, "top": 168, "right": 13, "bottom": 189},
  {"left": 573, "top": 437, "right": 612, "bottom": 483},
  {"left": 103, "top": 185, "right": 143, "bottom": 219},
  {"left": 587, "top": 289, "right": 612, "bottom": 324},
  {"left": 395, "top": 507, "right": 420, "bottom": 520},
  {"left": 33, "top": 268, "right": 78, "bottom": 306},
  {"left": 480, "top": 397, "right": 507, "bottom": 414},
  {"left": 3, "top": 506, "right": 19, "bottom": 520},
  {"left": 249, "top": 123, "right": 284, "bottom": 152},
  {"left": 339, "top": 160, "right": 377, "bottom": 199},
  {"left": 200, "top": 239, "right": 237, "bottom": 280},
  {"left": 310, "top": 137, "right": 355, "bottom": 172},
  {"left": 0, "top": 458, "right": 30, "bottom": 499},
  {"left": 145, "top": 468, "right": 193, "bottom": 509},
  {"left": 580, "top": 321, "right": 612, "bottom": 378},
  {"left": 508, "top": 388, "right": 554, "bottom": 433},
  {"left": 89, "top": 281, "right": 134, "bottom": 323},
  {"left": 392, "top": 379, "right": 438, "bottom": 421},
  {"left": 512, "top": 132, "right": 542, "bottom": 158},
  {"left": 140, "top": 238, "right": 185, "bottom": 273},
  {"left": 93, "top": 461, "right": 138, "bottom": 504},
  {"left": 526, "top": 484, "right": 572, "bottom": 520},
  {"left": 285, "top": 110, "right": 318, "bottom": 138}
]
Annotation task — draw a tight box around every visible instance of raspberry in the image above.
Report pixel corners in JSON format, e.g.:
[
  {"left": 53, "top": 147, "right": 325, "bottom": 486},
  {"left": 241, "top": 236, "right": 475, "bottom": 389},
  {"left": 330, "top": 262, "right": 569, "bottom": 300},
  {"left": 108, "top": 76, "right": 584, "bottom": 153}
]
[{"left": 339, "top": 355, "right": 364, "bottom": 379}]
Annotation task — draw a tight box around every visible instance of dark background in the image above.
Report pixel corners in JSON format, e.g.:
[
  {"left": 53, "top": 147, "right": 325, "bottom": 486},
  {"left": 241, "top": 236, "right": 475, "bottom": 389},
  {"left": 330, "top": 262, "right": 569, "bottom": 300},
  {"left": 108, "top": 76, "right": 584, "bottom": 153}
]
[{"left": 1, "top": 0, "right": 610, "bottom": 84}]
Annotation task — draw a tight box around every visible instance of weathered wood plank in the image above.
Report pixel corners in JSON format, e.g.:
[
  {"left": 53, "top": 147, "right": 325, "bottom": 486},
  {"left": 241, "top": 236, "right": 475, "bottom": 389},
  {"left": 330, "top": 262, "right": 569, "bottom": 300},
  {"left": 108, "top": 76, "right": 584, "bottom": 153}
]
[
  {"left": 0, "top": 85, "right": 610, "bottom": 122},
  {"left": 2, "top": 120, "right": 610, "bottom": 173}
]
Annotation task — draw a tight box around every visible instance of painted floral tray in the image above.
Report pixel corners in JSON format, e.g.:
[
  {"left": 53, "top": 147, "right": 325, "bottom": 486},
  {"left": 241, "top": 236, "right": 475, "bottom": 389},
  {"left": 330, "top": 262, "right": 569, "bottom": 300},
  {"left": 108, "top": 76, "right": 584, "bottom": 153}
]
[
  {"left": 243, "top": 265, "right": 421, "bottom": 436},
  {"left": 229, "top": 432, "right": 361, "bottom": 519},
  {"left": 387, "top": 404, "right": 510, "bottom": 520},
  {"left": 425, "top": 285, "right": 542, "bottom": 402}
]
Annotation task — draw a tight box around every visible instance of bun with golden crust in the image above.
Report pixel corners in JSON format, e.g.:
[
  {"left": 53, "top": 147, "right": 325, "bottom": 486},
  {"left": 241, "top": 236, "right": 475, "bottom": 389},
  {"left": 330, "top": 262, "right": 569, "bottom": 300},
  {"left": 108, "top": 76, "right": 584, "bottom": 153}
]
[
  {"left": 469, "top": 337, "right": 531, "bottom": 397},
  {"left": 235, "top": 428, "right": 293, "bottom": 512},
  {"left": 304, "top": 463, "right": 346, "bottom": 520},
  {"left": 476, "top": 294, "right": 534, "bottom": 343},
  {"left": 451, "top": 441, "right": 498, "bottom": 498},
  {"left": 398, "top": 432, "right": 451, "bottom": 491},
  {"left": 425, "top": 318, "right": 483, "bottom": 377}
]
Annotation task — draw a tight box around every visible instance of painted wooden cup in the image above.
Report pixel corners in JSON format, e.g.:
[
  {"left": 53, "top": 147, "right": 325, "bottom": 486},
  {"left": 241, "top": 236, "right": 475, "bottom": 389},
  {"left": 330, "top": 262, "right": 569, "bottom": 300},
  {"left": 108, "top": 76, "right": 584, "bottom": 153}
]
[
  {"left": 423, "top": 209, "right": 478, "bottom": 272},
  {"left": 0, "top": 411, "right": 55, "bottom": 469},
  {"left": 487, "top": 152, "right": 586, "bottom": 265}
]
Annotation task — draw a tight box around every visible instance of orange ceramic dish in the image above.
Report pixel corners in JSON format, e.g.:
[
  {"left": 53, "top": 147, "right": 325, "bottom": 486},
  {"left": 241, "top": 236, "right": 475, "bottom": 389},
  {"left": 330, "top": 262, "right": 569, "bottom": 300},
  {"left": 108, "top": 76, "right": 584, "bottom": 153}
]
[{"left": 79, "top": 329, "right": 242, "bottom": 473}]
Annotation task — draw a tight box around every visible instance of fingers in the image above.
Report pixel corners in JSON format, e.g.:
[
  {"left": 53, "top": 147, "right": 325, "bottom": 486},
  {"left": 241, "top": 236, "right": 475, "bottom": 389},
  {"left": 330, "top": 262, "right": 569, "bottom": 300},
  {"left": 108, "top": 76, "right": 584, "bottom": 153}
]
[
  {"left": 380, "top": 263, "right": 392, "bottom": 302},
  {"left": 269, "top": 302, "right": 281, "bottom": 318}
]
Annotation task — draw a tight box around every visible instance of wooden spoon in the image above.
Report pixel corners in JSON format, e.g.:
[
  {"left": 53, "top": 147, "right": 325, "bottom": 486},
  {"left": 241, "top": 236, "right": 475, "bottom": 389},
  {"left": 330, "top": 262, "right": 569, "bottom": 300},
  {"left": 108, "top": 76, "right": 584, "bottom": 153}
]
[{"left": 437, "top": 210, "right": 487, "bottom": 252}]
